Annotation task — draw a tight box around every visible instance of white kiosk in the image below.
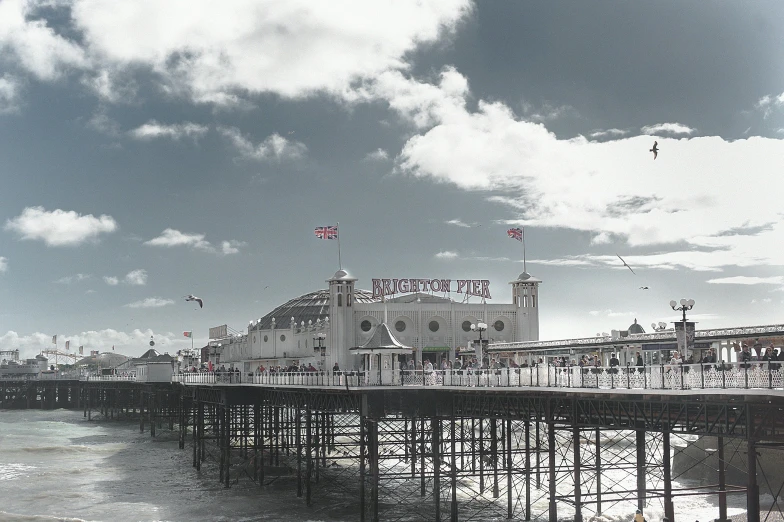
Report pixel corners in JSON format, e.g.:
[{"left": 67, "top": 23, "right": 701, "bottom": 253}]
[{"left": 350, "top": 323, "right": 413, "bottom": 385}]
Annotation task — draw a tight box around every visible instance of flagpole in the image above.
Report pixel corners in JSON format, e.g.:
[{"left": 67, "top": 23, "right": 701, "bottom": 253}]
[
  {"left": 522, "top": 227, "right": 527, "bottom": 273},
  {"left": 336, "top": 221, "right": 342, "bottom": 270}
]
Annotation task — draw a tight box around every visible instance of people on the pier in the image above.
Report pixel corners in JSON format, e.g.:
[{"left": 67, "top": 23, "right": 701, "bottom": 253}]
[
  {"left": 609, "top": 354, "right": 620, "bottom": 373},
  {"left": 635, "top": 352, "right": 643, "bottom": 367},
  {"left": 332, "top": 362, "right": 340, "bottom": 372},
  {"left": 633, "top": 509, "right": 645, "bottom": 522},
  {"left": 740, "top": 343, "right": 752, "bottom": 368}
]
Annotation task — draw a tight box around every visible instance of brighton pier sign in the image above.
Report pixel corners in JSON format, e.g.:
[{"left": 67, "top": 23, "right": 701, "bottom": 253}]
[{"left": 371, "top": 278, "right": 491, "bottom": 300}]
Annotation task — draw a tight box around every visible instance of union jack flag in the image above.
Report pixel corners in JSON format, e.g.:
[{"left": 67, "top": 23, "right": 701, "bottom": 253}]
[
  {"left": 507, "top": 227, "right": 523, "bottom": 242},
  {"left": 314, "top": 225, "right": 338, "bottom": 240}
]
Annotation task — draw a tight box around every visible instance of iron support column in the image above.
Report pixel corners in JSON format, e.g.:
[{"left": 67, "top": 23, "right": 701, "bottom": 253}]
[
  {"left": 548, "top": 422, "right": 557, "bottom": 522},
  {"left": 636, "top": 423, "right": 646, "bottom": 512},
  {"left": 718, "top": 436, "right": 727, "bottom": 522},
  {"left": 573, "top": 425, "right": 582, "bottom": 522},
  {"left": 747, "top": 438, "right": 760, "bottom": 522},
  {"left": 663, "top": 428, "right": 674, "bottom": 522}
]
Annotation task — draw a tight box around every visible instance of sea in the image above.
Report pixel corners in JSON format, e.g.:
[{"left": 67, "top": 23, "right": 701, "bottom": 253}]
[{"left": 0, "top": 409, "right": 759, "bottom": 522}]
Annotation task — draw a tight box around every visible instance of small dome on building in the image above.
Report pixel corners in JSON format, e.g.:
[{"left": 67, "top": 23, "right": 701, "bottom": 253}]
[
  {"left": 628, "top": 318, "right": 645, "bottom": 334},
  {"left": 509, "top": 272, "right": 542, "bottom": 284},
  {"left": 328, "top": 269, "right": 357, "bottom": 282}
]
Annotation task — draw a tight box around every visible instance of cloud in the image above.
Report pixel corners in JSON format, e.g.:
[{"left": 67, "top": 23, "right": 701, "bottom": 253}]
[
  {"left": 70, "top": 1, "right": 471, "bottom": 103},
  {"left": 640, "top": 122, "right": 695, "bottom": 135},
  {"left": 0, "top": 75, "right": 21, "bottom": 113},
  {"left": 129, "top": 120, "right": 209, "bottom": 140},
  {"left": 55, "top": 273, "right": 90, "bottom": 284},
  {"left": 0, "top": 0, "right": 89, "bottom": 80},
  {"left": 0, "top": 329, "right": 188, "bottom": 359},
  {"left": 82, "top": 69, "right": 137, "bottom": 103},
  {"left": 144, "top": 228, "right": 243, "bottom": 255},
  {"left": 0, "top": 257, "right": 7, "bottom": 273},
  {"left": 756, "top": 92, "right": 784, "bottom": 118},
  {"left": 364, "top": 148, "right": 389, "bottom": 161},
  {"left": 124, "top": 269, "right": 147, "bottom": 285},
  {"left": 125, "top": 297, "right": 174, "bottom": 309},
  {"left": 87, "top": 108, "right": 120, "bottom": 136},
  {"left": 0, "top": 0, "right": 472, "bottom": 107},
  {"left": 144, "top": 228, "right": 213, "bottom": 251},
  {"left": 103, "top": 276, "right": 118, "bottom": 285},
  {"left": 381, "top": 69, "right": 784, "bottom": 272},
  {"left": 5, "top": 207, "right": 118, "bottom": 246},
  {"left": 435, "top": 250, "right": 458, "bottom": 259},
  {"left": 445, "top": 219, "right": 471, "bottom": 228},
  {"left": 589, "top": 309, "right": 638, "bottom": 318},
  {"left": 589, "top": 128, "right": 627, "bottom": 139},
  {"left": 706, "top": 276, "right": 784, "bottom": 285},
  {"left": 218, "top": 127, "right": 307, "bottom": 161},
  {"left": 221, "top": 240, "right": 246, "bottom": 255},
  {"left": 521, "top": 101, "right": 575, "bottom": 122}
]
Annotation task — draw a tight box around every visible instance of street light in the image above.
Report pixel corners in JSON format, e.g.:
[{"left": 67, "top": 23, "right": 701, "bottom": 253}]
[
  {"left": 670, "top": 298, "right": 695, "bottom": 322},
  {"left": 651, "top": 322, "right": 668, "bottom": 332},
  {"left": 670, "top": 299, "right": 696, "bottom": 357},
  {"left": 470, "top": 322, "right": 487, "bottom": 365},
  {"left": 313, "top": 333, "right": 326, "bottom": 358}
]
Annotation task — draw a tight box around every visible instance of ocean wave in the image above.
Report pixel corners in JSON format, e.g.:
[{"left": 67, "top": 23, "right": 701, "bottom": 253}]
[
  {"left": 12, "top": 444, "right": 124, "bottom": 455},
  {"left": 0, "top": 463, "right": 36, "bottom": 481},
  {"left": 0, "top": 511, "right": 90, "bottom": 522}
]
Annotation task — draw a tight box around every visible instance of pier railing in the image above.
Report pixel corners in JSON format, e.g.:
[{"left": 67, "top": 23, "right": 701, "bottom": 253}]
[{"left": 172, "top": 361, "right": 784, "bottom": 391}]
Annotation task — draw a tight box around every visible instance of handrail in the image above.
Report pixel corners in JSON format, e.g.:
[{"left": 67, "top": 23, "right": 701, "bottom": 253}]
[{"left": 171, "top": 361, "right": 784, "bottom": 391}]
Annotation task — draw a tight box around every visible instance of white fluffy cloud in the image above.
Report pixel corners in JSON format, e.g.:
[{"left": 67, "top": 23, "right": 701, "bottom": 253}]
[
  {"left": 0, "top": 0, "right": 89, "bottom": 80},
  {"left": 445, "top": 219, "right": 471, "bottom": 228},
  {"left": 124, "top": 269, "right": 147, "bottom": 285},
  {"left": 364, "top": 148, "right": 389, "bottom": 161},
  {"left": 218, "top": 127, "right": 307, "bottom": 161},
  {"left": 640, "top": 122, "right": 695, "bottom": 135},
  {"left": 379, "top": 69, "right": 784, "bottom": 272},
  {"left": 129, "top": 120, "right": 208, "bottom": 140},
  {"left": 4, "top": 207, "right": 118, "bottom": 246},
  {"left": 0, "top": 256, "right": 7, "bottom": 272},
  {"left": 144, "top": 228, "right": 244, "bottom": 255},
  {"left": 0, "top": 0, "right": 471, "bottom": 105},
  {"left": 0, "top": 75, "right": 20, "bottom": 113},
  {"left": 706, "top": 276, "right": 784, "bottom": 285},
  {"left": 0, "top": 329, "right": 188, "bottom": 359},
  {"left": 55, "top": 273, "right": 90, "bottom": 284},
  {"left": 435, "top": 250, "right": 458, "bottom": 259},
  {"left": 590, "top": 128, "right": 627, "bottom": 139},
  {"left": 125, "top": 297, "right": 174, "bottom": 308},
  {"left": 221, "top": 240, "right": 246, "bottom": 255},
  {"left": 103, "top": 276, "right": 118, "bottom": 285}
]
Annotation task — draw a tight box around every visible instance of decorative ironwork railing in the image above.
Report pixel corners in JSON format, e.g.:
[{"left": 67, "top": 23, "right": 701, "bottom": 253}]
[
  {"left": 488, "top": 323, "right": 784, "bottom": 352},
  {"left": 172, "top": 361, "right": 784, "bottom": 392}
]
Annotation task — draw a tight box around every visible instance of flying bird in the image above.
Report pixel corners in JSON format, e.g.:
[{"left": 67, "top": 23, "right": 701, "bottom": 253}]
[
  {"left": 650, "top": 141, "right": 658, "bottom": 160},
  {"left": 616, "top": 254, "right": 636, "bottom": 275},
  {"left": 184, "top": 294, "right": 203, "bottom": 308},
  {"left": 639, "top": 286, "right": 649, "bottom": 290}
]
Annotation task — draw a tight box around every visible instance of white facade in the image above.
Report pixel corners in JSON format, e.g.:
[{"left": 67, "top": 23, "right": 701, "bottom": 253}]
[{"left": 221, "top": 269, "right": 541, "bottom": 371}]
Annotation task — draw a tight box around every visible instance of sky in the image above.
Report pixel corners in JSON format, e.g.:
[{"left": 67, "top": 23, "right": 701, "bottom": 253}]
[{"left": 1, "top": 1, "right": 784, "bottom": 359}]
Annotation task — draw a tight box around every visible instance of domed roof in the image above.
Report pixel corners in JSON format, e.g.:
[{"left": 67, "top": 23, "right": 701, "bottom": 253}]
[
  {"left": 328, "top": 269, "right": 357, "bottom": 282},
  {"left": 251, "top": 288, "right": 379, "bottom": 331},
  {"left": 509, "top": 272, "right": 542, "bottom": 284},
  {"left": 628, "top": 318, "right": 645, "bottom": 334}
]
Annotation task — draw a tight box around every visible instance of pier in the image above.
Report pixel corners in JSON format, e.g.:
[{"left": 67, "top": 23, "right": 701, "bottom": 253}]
[{"left": 2, "top": 373, "right": 783, "bottom": 521}]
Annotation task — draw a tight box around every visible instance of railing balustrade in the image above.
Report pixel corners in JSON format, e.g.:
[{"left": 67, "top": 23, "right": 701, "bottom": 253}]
[{"left": 170, "top": 361, "right": 784, "bottom": 391}]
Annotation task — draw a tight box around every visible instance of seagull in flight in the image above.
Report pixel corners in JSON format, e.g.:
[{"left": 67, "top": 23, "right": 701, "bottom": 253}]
[
  {"left": 183, "top": 294, "right": 203, "bottom": 308},
  {"left": 616, "top": 254, "right": 636, "bottom": 275},
  {"left": 639, "top": 286, "right": 649, "bottom": 290},
  {"left": 650, "top": 141, "right": 658, "bottom": 160}
]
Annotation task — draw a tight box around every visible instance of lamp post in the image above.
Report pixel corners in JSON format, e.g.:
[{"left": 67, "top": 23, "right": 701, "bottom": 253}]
[
  {"left": 470, "top": 322, "right": 487, "bottom": 366},
  {"left": 314, "top": 333, "right": 326, "bottom": 360},
  {"left": 651, "top": 322, "right": 668, "bottom": 332},
  {"left": 670, "top": 299, "right": 695, "bottom": 357}
]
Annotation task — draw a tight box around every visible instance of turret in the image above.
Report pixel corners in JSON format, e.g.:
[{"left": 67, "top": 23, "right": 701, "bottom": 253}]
[
  {"left": 327, "top": 269, "right": 357, "bottom": 370},
  {"left": 510, "top": 272, "right": 542, "bottom": 341}
]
